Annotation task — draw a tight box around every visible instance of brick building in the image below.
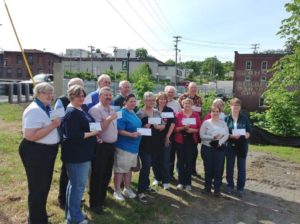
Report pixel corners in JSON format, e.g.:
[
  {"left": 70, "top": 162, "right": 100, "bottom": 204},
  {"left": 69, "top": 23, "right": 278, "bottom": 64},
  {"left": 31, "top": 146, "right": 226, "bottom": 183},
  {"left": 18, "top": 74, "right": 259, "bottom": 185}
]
[
  {"left": 0, "top": 49, "right": 62, "bottom": 80},
  {"left": 233, "top": 51, "right": 285, "bottom": 111}
]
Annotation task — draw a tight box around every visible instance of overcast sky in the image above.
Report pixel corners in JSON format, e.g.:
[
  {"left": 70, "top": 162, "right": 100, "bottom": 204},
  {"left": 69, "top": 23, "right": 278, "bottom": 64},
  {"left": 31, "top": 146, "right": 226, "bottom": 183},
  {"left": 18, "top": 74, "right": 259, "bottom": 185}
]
[{"left": 0, "top": 0, "right": 289, "bottom": 62}]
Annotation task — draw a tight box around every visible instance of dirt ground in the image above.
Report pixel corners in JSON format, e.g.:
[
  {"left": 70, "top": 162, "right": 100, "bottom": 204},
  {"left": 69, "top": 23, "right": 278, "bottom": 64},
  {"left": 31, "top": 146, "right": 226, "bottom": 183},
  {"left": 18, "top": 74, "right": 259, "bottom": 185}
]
[{"left": 172, "top": 151, "right": 300, "bottom": 224}]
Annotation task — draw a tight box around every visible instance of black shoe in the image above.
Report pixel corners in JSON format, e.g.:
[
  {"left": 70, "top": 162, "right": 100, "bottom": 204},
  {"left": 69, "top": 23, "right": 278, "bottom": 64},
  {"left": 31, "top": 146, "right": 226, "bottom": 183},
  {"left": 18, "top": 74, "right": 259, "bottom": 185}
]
[
  {"left": 201, "top": 189, "right": 212, "bottom": 195},
  {"left": 90, "top": 206, "right": 104, "bottom": 215},
  {"left": 214, "top": 191, "right": 221, "bottom": 197}
]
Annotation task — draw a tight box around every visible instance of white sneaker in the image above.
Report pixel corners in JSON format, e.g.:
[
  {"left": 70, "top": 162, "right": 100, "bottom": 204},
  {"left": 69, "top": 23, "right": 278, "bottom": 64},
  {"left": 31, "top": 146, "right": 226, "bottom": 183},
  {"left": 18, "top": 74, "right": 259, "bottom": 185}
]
[
  {"left": 113, "top": 191, "right": 125, "bottom": 201},
  {"left": 185, "top": 185, "right": 192, "bottom": 191},
  {"left": 152, "top": 179, "right": 159, "bottom": 186},
  {"left": 122, "top": 188, "right": 136, "bottom": 199},
  {"left": 176, "top": 184, "right": 183, "bottom": 190},
  {"left": 163, "top": 183, "right": 170, "bottom": 190}
]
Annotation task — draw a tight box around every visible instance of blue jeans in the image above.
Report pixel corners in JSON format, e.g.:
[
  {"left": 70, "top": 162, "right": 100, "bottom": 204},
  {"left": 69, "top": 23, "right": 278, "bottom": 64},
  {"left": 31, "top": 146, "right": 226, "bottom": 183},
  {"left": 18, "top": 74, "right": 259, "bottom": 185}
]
[
  {"left": 153, "top": 144, "right": 171, "bottom": 184},
  {"left": 65, "top": 161, "right": 91, "bottom": 224},
  {"left": 175, "top": 142, "right": 195, "bottom": 186},
  {"left": 225, "top": 145, "right": 248, "bottom": 191},
  {"left": 138, "top": 150, "right": 153, "bottom": 193},
  {"left": 201, "top": 144, "right": 225, "bottom": 192}
]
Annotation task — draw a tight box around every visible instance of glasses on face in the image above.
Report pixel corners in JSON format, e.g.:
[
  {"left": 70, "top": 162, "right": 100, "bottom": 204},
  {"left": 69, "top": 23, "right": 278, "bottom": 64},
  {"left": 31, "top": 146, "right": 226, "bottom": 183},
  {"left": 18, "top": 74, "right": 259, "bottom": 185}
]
[
  {"left": 76, "top": 95, "right": 85, "bottom": 98},
  {"left": 41, "top": 92, "right": 53, "bottom": 96}
]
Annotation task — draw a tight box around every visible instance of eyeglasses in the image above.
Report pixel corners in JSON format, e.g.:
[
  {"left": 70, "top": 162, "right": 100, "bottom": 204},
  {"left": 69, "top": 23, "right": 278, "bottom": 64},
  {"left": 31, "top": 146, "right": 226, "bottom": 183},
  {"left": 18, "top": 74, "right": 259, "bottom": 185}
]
[
  {"left": 76, "top": 95, "right": 85, "bottom": 98},
  {"left": 41, "top": 92, "right": 53, "bottom": 96}
]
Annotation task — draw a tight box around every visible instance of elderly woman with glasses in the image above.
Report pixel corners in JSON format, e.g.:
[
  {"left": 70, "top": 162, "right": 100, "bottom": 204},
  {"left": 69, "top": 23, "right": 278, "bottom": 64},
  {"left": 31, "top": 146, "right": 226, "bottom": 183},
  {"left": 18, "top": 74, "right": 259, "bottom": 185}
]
[
  {"left": 200, "top": 105, "right": 229, "bottom": 197},
  {"left": 19, "top": 82, "right": 61, "bottom": 224},
  {"left": 61, "top": 85, "right": 100, "bottom": 224}
]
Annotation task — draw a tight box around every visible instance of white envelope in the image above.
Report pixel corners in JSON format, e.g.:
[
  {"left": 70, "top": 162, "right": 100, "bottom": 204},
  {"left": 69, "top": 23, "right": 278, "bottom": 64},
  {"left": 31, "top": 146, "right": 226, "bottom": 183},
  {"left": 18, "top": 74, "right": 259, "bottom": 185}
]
[
  {"left": 232, "top": 128, "right": 246, "bottom": 136},
  {"left": 192, "top": 105, "right": 202, "bottom": 112},
  {"left": 182, "top": 118, "right": 196, "bottom": 125},
  {"left": 117, "top": 111, "right": 122, "bottom": 119},
  {"left": 161, "top": 112, "right": 174, "bottom": 118},
  {"left": 110, "top": 105, "right": 121, "bottom": 112},
  {"left": 137, "top": 128, "right": 152, "bottom": 136},
  {"left": 89, "top": 122, "right": 102, "bottom": 131},
  {"left": 148, "top": 117, "right": 161, "bottom": 125},
  {"left": 50, "top": 107, "right": 65, "bottom": 119}
]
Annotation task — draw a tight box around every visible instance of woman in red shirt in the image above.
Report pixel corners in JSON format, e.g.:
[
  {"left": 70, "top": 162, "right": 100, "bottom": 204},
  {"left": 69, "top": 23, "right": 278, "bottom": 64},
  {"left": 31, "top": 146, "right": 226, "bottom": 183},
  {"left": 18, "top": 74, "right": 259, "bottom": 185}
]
[{"left": 174, "top": 98, "right": 201, "bottom": 191}]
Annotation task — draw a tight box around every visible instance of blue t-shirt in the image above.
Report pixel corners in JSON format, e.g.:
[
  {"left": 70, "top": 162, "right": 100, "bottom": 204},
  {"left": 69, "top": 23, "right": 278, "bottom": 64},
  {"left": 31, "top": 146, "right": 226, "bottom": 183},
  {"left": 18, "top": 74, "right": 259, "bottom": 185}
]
[{"left": 115, "top": 108, "right": 142, "bottom": 153}]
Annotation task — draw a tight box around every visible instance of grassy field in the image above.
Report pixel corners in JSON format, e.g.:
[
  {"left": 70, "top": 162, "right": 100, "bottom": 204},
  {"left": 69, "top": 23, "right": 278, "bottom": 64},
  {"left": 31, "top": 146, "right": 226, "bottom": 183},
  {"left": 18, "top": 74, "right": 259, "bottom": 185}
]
[{"left": 0, "top": 102, "right": 299, "bottom": 224}]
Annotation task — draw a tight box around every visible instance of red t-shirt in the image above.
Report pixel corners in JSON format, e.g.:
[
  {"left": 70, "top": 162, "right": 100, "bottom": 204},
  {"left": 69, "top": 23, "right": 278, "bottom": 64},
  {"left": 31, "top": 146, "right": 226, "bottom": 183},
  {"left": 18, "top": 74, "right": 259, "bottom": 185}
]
[{"left": 174, "top": 111, "right": 202, "bottom": 144}]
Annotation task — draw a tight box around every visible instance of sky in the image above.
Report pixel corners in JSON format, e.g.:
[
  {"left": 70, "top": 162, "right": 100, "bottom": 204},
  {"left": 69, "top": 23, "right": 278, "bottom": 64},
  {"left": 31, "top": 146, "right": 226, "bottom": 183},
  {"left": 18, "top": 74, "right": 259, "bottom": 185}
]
[{"left": 0, "top": 0, "right": 290, "bottom": 62}]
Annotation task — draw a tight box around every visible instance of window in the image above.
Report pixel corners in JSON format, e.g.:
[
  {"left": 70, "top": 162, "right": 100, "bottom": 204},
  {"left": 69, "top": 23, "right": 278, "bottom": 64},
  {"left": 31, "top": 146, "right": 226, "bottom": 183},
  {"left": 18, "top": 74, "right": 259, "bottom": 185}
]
[
  {"left": 17, "top": 55, "right": 23, "bottom": 64},
  {"left": 245, "top": 75, "right": 251, "bottom": 82},
  {"left": 17, "top": 68, "right": 22, "bottom": 77},
  {"left": 28, "top": 55, "right": 33, "bottom": 65},
  {"left": 259, "top": 96, "right": 264, "bottom": 107},
  {"left": 261, "top": 61, "right": 268, "bottom": 70},
  {"left": 7, "top": 67, "right": 13, "bottom": 75},
  {"left": 261, "top": 76, "right": 267, "bottom": 82},
  {"left": 245, "top": 61, "right": 252, "bottom": 70}
]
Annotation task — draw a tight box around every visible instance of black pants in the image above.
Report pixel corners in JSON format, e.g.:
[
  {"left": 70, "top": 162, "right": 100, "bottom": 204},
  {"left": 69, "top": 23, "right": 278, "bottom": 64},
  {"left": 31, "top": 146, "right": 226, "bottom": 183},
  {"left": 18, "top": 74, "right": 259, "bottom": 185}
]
[
  {"left": 58, "top": 161, "right": 68, "bottom": 207},
  {"left": 169, "top": 142, "right": 178, "bottom": 177},
  {"left": 19, "top": 139, "right": 58, "bottom": 224},
  {"left": 89, "top": 142, "right": 115, "bottom": 208}
]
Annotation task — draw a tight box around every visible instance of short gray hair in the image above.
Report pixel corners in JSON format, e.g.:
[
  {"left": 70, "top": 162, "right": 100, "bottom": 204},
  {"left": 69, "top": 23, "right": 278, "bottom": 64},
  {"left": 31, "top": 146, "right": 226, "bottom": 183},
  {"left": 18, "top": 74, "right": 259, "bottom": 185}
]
[
  {"left": 143, "top": 91, "right": 155, "bottom": 100},
  {"left": 97, "top": 74, "right": 111, "bottom": 84},
  {"left": 164, "top": 85, "right": 176, "bottom": 94},
  {"left": 33, "top": 82, "right": 54, "bottom": 98},
  {"left": 68, "top": 78, "right": 84, "bottom": 88},
  {"left": 119, "top": 80, "right": 131, "bottom": 88}
]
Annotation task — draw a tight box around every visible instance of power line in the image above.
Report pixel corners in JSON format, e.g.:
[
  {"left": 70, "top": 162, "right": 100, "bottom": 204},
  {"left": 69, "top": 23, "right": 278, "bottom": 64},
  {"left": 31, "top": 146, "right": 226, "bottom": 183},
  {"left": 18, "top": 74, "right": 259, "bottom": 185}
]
[
  {"left": 145, "top": 0, "right": 175, "bottom": 36},
  {"left": 138, "top": 0, "right": 173, "bottom": 37},
  {"left": 251, "top": 43, "right": 260, "bottom": 53},
  {"left": 152, "top": 0, "right": 177, "bottom": 35},
  {"left": 105, "top": 0, "right": 167, "bottom": 59},
  {"left": 174, "top": 36, "right": 182, "bottom": 87},
  {"left": 125, "top": 0, "right": 170, "bottom": 48},
  {"left": 182, "top": 37, "right": 250, "bottom": 47},
  {"left": 181, "top": 40, "right": 251, "bottom": 50}
]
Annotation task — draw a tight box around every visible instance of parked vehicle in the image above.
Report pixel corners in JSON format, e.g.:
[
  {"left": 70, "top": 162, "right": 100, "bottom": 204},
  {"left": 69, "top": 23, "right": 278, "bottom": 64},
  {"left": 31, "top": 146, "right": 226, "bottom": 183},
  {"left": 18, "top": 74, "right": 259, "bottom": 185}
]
[{"left": 20, "top": 73, "right": 53, "bottom": 84}]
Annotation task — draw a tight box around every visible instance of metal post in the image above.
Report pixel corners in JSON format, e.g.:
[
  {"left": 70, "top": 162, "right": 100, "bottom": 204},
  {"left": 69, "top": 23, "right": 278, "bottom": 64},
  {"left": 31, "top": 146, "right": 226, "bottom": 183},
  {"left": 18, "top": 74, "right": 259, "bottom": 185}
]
[
  {"left": 17, "top": 83, "right": 21, "bottom": 103},
  {"left": 8, "top": 83, "right": 13, "bottom": 103},
  {"left": 25, "top": 83, "right": 30, "bottom": 102}
]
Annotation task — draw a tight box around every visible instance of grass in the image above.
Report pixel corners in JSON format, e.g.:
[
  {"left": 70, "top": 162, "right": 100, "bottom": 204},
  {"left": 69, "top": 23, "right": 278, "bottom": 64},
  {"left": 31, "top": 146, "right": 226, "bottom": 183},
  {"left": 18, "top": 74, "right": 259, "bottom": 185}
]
[
  {"left": 250, "top": 145, "right": 300, "bottom": 164},
  {"left": 0, "top": 102, "right": 300, "bottom": 223}
]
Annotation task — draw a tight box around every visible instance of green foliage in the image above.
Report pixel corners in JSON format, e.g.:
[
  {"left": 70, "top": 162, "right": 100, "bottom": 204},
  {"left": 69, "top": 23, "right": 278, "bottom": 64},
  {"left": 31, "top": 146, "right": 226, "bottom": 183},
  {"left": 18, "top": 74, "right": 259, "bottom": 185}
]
[
  {"left": 165, "top": 59, "right": 175, "bottom": 65},
  {"left": 277, "top": 0, "right": 300, "bottom": 51},
  {"left": 130, "top": 63, "right": 154, "bottom": 100},
  {"left": 135, "top": 48, "right": 148, "bottom": 59},
  {"left": 201, "top": 57, "right": 225, "bottom": 80},
  {"left": 64, "top": 71, "right": 95, "bottom": 81}
]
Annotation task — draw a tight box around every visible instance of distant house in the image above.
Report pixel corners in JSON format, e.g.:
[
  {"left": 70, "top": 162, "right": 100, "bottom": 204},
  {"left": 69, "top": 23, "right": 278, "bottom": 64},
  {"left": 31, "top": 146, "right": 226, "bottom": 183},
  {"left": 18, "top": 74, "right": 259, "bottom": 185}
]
[
  {"left": 0, "top": 49, "right": 61, "bottom": 80},
  {"left": 233, "top": 51, "right": 285, "bottom": 111}
]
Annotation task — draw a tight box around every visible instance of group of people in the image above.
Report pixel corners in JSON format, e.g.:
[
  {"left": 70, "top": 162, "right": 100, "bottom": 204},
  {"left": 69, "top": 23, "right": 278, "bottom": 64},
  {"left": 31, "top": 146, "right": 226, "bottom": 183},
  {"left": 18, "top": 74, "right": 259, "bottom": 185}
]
[{"left": 19, "top": 74, "right": 251, "bottom": 224}]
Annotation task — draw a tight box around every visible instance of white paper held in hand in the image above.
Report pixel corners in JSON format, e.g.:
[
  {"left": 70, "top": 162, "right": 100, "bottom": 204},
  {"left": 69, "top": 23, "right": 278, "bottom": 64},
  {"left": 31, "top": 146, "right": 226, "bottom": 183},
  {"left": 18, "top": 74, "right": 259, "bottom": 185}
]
[
  {"left": 89, "top": 122, "right": 102, "bottom": 131},
  {"left": 182, "top": 118, "right": 196, "bottom": 125},
  {"left": 232, "top": 128, "right": 246, "bottom": 136},
  {"left": 148, "top": 117, "right": 161, "bottom": 125},
  {"left": 192, "top": 105, "right": 202, "bottom": 112},
  {"left": 137, "top": 128, "right": 152, "bottom": 136},
  {"left": 161, "top": 112, "right": 174, "bottom": 118},
  {"left": 117, "top": 111, "right": 122, "bottom": 119},
  {"left": 50, "top": 107, "right": 65, "bottom": 119}
]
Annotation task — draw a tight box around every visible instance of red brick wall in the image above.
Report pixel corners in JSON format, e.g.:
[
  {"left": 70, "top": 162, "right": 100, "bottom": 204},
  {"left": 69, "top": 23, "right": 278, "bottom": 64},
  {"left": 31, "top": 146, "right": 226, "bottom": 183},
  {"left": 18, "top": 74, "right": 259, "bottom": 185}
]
[{"left": 233, "top": 51, "right": 284, "bottom": 111}]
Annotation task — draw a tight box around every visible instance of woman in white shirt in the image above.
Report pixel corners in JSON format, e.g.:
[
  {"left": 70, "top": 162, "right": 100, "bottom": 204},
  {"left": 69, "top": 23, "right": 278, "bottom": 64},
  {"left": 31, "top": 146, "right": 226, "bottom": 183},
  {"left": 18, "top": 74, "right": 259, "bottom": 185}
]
[
  {"left": 200, "top": 105, "right": 229, "bottom": 197},
  {"left": 19, "top": 82, "right": 61, "bottom": 224}
]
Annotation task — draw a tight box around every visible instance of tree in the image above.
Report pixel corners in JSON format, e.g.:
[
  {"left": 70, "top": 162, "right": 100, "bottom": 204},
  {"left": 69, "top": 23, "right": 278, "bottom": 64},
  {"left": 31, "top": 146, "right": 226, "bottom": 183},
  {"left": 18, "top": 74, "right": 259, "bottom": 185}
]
[
  {"left": 165, "top": 59, "right": 175, "bottom": 65},
  {"left": 135, "top": 48, "right": 148, "bottom": 60},
  {"left": 201, "top": 57, "right": 224, "bottom": 80},
  {"left": 130, "top": 63, "right": 154, "bottom": 100},
  {"left": 251, "top": 0, "right": 300, "bottom": 136}
]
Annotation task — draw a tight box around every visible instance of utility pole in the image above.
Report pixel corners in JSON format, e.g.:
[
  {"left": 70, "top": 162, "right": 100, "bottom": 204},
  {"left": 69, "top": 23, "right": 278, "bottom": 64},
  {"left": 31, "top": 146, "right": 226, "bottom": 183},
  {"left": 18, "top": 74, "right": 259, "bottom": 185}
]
[
  {"left": 88, "top": 45, "right": 95, "bottom": 75},
  {"left": 251, "top": 43, "right": 260, "bottom": 54},
  {"left": 127, "top": 50, "right": 130, "bottom": 81},
  {"left": 173, "top": 36, "right": 181, "bottom": 87},
  {"left": 113, "top": 46, "right": 117, "bottom": 95}
]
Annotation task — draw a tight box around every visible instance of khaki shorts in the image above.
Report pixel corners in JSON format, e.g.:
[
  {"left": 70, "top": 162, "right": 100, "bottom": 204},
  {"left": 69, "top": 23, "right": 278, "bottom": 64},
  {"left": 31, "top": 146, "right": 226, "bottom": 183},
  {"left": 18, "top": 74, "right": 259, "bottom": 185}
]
[{"left": 113, "top": 147, "right": 138, "bottom": 173}]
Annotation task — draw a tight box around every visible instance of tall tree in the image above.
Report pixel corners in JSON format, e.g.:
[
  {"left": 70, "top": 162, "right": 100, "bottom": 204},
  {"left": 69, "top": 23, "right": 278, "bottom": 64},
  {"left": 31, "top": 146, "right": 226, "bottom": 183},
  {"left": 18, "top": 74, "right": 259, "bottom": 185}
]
[
  {"left": 135, "top": 48, "right": 148, "bottom": 59},
  {"left": 201, "top": 57, "right": 224, "bottom": 80},
  {"left": 165, "top": 59, "right": 175, "bottom": 65}
]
